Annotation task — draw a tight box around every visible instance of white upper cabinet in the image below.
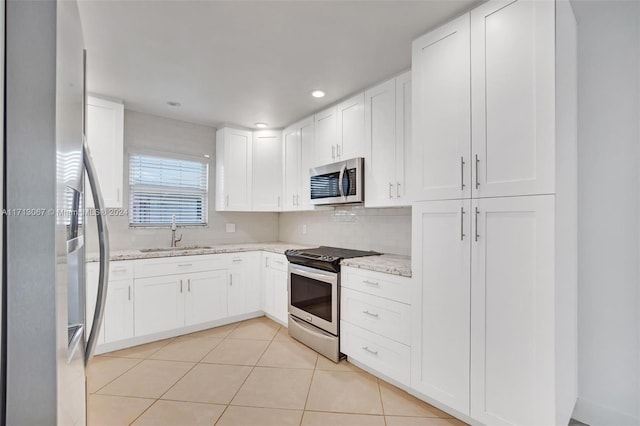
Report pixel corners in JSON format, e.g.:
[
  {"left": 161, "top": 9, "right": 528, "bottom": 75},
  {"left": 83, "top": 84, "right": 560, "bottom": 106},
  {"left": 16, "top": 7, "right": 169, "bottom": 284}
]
[
  {"left": 314, "top": 106, "right": 337, "bottom": 166},
  {"left": 85, "top": 95, "right": 124, "bottom": 207},
  {"left": 471, "top": 0, "right": 554, "bottom": 198},
  {"left": 365, "top": 79, "right": 396, "bottom": 207},
  {"left": 282, "top": 125, "right": 300, "bottom": 211},
  {"left": 252, "top": 130, "right": 282, "bottom": 211},
  {"left": 364, "top": 72, "right": 412, "bottom": 208},
  {"left": 336, "top": 93, "right": 365, "bottom": 161},
  {"left": 282, "top": 117, "right": 314, "bottom": 211},
  {"left": 215, "top": 127, "right": 253, "bottom": 211},
  {"left": 411, "top": 15, "right": 471, "bottom": 202},
  {"left": 298, "top": 118, "right": 314, "bottom": 210}
]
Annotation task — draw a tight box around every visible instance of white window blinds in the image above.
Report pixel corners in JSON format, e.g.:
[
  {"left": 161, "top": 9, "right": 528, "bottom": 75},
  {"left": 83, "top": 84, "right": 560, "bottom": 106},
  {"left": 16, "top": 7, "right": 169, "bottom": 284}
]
[{"left": 129, "top": 153, "right": 209, "bottom": 226}]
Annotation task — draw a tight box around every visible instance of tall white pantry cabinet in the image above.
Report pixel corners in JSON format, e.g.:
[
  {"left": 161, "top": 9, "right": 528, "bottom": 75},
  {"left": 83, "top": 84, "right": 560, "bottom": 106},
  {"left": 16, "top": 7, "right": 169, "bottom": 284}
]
[{"left": 410, "top": 1, "right": 577, "bottom": 425}]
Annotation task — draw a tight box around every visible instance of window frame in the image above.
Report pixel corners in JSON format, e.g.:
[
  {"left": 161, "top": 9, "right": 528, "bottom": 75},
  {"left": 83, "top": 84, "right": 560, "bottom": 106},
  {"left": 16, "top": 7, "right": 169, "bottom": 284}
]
[{"left": 128, "top": 149, "right": 210, "bottom": 228}]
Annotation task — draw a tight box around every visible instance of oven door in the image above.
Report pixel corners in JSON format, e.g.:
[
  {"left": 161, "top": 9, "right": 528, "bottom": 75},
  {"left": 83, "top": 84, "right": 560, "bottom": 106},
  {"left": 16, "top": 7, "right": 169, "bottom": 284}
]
[{"left": 288, "top": 263, "right": 339, "bottom": 336}]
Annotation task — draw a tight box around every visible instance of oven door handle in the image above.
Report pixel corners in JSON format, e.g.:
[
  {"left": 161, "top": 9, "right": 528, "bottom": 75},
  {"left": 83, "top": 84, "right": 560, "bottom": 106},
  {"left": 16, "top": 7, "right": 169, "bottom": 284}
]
[{"left": 289, "top": 264, "right": 338, "bottom": 284}]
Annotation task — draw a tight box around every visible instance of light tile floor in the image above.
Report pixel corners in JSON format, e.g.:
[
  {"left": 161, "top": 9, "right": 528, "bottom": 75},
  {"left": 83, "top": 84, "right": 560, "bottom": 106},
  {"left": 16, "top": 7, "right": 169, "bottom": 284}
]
[{"left": 88, "top": 316, "right": 467, "bottom": 426}]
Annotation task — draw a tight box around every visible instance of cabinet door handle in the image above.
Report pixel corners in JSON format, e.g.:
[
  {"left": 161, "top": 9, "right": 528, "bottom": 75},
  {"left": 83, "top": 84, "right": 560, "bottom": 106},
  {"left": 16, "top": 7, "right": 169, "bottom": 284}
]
[
  {"left": 128, "top": 285, "right": 131, "bottom": 301},
  {"left": 336, "top": 144, "right": 341, "bottom": 158},
  {"left": 188, "top": 279, "right": 191, "bottom": 292},
  {"left": 180, "top": 280, "right": 183, "bottom": 293},
  {"left": 475, "top": 207, "right": 480, "bottom": 242},
  {"left": 363, "top": 280, "right": 379, "bottom": 287},
  {"left": 461, "top": 207, "right": 466, "bottom": 241},
  {"left": 362, "top": 310, "right": 379, "bottom": 318},
  {"left": 389, "top": 183, "right": 393, "bottom": 199},
  {"left": 277, "top": 196, "right": 281, "bottom": 208},
  {"left": 475, "top": 155, "right": 480, "bottom": 190},
  {"left": 461, "top": 157, "right": 466, "bottom": 190},
  {"left": 332, "top": 145, "right": 335, "bottom": 160},
  {"left": 396, "top": 182, "right": 401, "bottom": 198},
  {"left": 230, "top": 274, "right": 233, "bottom": 286},
  {"left": 117, "top": 188, "right": 120, "bottom": 202},
  {"left": 265, "top": 257, "right": 270, "bottom": 268},
  {"left": 362, "top": 346, "right": 378, "bottom": 356}
]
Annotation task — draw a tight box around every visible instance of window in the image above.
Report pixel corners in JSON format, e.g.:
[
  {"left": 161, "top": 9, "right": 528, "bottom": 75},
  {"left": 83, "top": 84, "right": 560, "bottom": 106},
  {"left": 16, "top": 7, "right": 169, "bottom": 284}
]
[{"left": 129, "top": 152, "right": 209, "bottom": 226}]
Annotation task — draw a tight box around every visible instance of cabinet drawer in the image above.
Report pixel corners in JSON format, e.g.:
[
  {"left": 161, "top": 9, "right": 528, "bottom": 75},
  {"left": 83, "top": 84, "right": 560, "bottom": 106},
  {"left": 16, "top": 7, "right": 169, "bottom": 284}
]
[
  {"left": 109, "top": 261, "right": 135, "bottom": 280},
  {"left": 265, "top": 253, "right": 288, "bottom": 272},
  {"left": 341, "top": 267, "right": 411, "bottom": 304},
  {"left": 135, "top": 255, "right": 227, "bottom": 278},
  {"left": 340, "top": 320, "right": 410, "bottom": 386},
  {"left": 341, "top": 288, "right": 410, "bottom": 345},
  {"left": 87, "top": 260, "right": 134, "bottom": 281}
]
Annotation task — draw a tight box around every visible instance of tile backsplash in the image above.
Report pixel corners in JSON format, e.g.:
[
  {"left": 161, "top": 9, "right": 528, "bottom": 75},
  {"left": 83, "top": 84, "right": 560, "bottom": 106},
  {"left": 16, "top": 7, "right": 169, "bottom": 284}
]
[{"left": 279, "top": 207, "right": 412, "bottom": 256}]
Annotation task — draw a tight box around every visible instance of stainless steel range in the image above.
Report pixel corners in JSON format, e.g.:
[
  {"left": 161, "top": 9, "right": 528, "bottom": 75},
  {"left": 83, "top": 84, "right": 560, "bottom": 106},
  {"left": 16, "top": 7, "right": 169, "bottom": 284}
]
[{"left": 285, "top": 246, "right": 380, "bottom": 362}]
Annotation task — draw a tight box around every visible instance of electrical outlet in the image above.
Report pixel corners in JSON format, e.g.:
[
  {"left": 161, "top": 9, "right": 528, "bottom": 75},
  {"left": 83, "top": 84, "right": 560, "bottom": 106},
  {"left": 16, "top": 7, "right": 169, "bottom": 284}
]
[
  {"left": 226, "top": 223, "right": 236, "bottom": 233},
  {"left": 302, "top": 224, "right": 307, "bottom": 235}
]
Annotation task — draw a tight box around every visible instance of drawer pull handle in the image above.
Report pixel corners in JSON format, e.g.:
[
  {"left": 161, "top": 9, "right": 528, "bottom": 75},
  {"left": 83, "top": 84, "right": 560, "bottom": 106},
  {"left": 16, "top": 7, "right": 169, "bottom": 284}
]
[
  {"left": 362, "top": 346, "right": 378, "bottom": 356},
  {"left": 232, "top": 258, "right": 243, "bottom": 263},
  {"left": 362, "top": 310, "right": 379, "bottom": 318},
  {"left": 112, "top": 268, "right": 128, "bottom": 273},
  {"left": 178, "top": 263, "right": 193, "bottom": 267},
  {"left": 363, "top": 280, "right": 379, "bottom": 287},
  {"left": 274, "top": 260, "right": 285, "bottom": 265}
]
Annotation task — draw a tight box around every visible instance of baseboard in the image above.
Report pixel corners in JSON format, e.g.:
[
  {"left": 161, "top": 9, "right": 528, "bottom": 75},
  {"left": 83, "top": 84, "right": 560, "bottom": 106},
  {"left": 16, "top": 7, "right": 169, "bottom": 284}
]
[
  {"left": 346, "top": 357, "right": 479, "bottom": 426},
  {"left": 572, "top": 397, "right": 639, "bottom": 426},
  {"left": 95, "top": 311, "right": 264, "bottom": 355}
]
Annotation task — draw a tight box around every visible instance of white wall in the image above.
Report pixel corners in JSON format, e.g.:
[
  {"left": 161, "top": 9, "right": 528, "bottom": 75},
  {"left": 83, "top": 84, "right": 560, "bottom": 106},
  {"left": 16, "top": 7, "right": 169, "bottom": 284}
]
[
  {"left": 573, "top": 1, "right": 640, "bottom": 424},
  {"left": 86, "top": 110, "right": 279, "bottom": 252},
  {"left": 279, "top": 207, "right": 411, "bottom": 256}
]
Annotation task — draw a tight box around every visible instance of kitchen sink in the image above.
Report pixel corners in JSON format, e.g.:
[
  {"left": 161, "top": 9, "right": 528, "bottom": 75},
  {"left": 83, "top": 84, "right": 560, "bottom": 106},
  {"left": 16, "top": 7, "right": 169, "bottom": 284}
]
[{"left": 140, "top": 246, "right": 212, "bottom": 252}]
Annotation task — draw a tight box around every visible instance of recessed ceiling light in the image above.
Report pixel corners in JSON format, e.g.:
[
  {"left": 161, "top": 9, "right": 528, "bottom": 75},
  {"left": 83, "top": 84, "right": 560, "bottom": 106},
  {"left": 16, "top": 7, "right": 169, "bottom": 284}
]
[
  {"left": 311, "top": 90, "right": 326, "bottom": 98},
  {"left": 255, "top": 123, "right": 268, "bottom": 129},
  {"left": 167, "top": 101, "right": 181, "bottom": 107}
]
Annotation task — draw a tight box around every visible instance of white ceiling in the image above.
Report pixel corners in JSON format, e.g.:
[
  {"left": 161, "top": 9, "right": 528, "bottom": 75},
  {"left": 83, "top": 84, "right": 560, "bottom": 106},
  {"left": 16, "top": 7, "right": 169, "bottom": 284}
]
[{"left": 78, "top": 0, "right": 479, "bottom": 130}]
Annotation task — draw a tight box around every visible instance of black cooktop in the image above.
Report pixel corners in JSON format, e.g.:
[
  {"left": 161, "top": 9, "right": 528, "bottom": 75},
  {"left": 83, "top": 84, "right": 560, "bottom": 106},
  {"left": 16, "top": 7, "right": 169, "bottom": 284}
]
[{"left": 285, "top": 246, "right": 381, "bottom": 273}]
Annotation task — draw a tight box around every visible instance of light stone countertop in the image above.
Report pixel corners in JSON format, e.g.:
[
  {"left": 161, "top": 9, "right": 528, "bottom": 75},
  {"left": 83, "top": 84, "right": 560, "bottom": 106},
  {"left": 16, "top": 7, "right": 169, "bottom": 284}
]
[
  {"left": 87, "top": 242, "right": 413, "bottom": 277},
  {"left": 86, "top": 242, "right": 313, "bottom": 262},
  {"left": 340, "top": 254, "right": 412, "bottom": 278}
]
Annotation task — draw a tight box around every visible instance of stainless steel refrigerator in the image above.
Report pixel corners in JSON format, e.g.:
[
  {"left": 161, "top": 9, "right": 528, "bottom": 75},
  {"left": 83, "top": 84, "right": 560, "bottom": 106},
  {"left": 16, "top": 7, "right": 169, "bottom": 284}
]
[{"left": 2, "top": 0, "right": 110, "bottom": 424}]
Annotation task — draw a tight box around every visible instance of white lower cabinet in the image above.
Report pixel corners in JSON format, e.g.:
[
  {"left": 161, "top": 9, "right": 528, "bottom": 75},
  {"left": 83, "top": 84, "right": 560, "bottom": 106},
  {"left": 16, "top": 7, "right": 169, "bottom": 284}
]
[
  {"left": 340, "top": 267, "right": 411, "bottom": 386},
  {"left": 341, "top": 321, "right": 411, "bottom": 386},
  {"left": 86, "top": 260, "right": 135, "bottom": 344},
  {"left": 411, "top": 199, "right": 471, "bottom": 415},
  {"left": 227, "top": 252, "right": 261, "bottom": 316},
  {"left": 184, "top": 270, "right": 228, "bottom": 326},
  {"left": 103, "top": 279, "right": 134, "bottom": 343},
  {"left": 470, "top": 195, "right": 555, "bottom": 425},
  {"left": 412, "top": 195, "right": 564, "bottom": 424},
  {"left": 134, "top": 275, "right": 185, "bottom": 336},
  {"left": 262, "top": 252, "right": 289, "bottom": 325}
]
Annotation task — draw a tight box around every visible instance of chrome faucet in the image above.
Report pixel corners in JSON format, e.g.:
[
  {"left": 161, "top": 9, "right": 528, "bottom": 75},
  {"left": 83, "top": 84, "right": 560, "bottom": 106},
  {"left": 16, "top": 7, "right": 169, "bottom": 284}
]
[{"left": 170, "top": 215, "right": 182, "bottom": 248}]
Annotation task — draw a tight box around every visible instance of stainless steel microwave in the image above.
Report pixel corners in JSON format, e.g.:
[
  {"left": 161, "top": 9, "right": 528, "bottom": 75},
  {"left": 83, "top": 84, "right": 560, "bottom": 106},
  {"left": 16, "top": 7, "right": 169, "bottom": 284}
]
[{"left": 309, "top": 157, "right": 364, "bottom": 206}]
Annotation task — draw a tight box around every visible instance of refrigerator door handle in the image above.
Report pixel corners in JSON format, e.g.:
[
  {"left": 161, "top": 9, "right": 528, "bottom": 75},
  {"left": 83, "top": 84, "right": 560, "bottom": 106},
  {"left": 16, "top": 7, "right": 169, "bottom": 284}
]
[{"left": 83, "top": 138, "right": 110, "bottom": 365}]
